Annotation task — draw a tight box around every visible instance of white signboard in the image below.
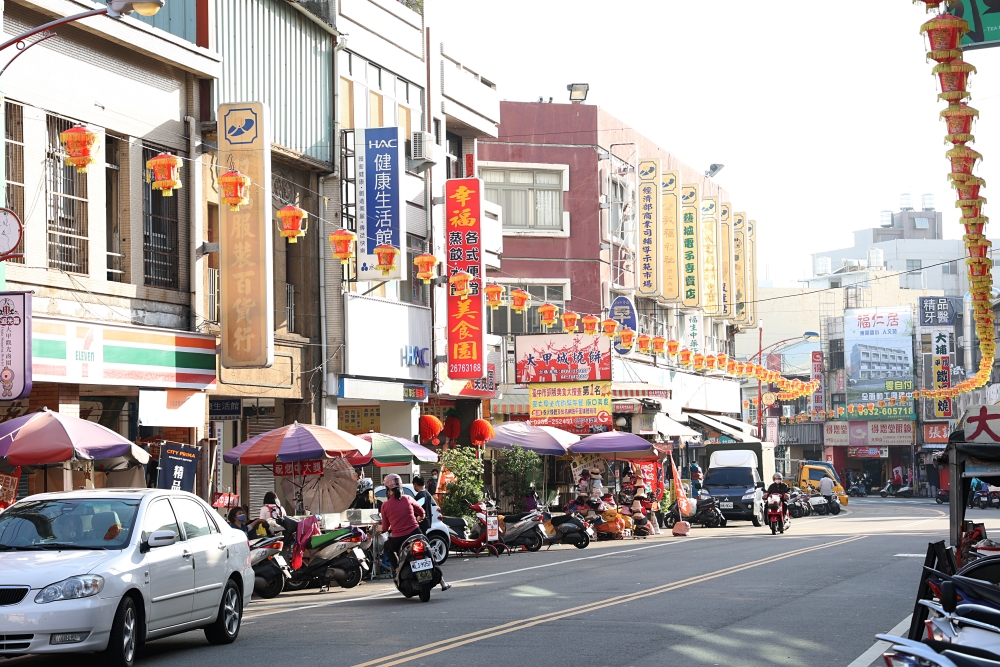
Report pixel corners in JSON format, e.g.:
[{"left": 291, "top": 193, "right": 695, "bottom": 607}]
[
  {"left": 0, "top": 292, "right": 30, "bottom": 400},
  {"left": 138, "top": 389, "right": 207, "bottom": 427},
  {"left": 965, "top": 404, "right": 1000, "bottom": 443},
  {"left": 344, "top": 294, "right": 432, "bottom": 382}
]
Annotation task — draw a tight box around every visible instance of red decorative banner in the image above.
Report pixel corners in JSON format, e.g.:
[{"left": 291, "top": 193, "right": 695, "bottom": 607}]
[
  {"left": 0, "top": 468, "right": 19, "bottom": 509},
  {"left": 211, "top": 492, "right": 241, "bottom": 509},
  {"left": 273, "top": 460, "right": 325, "bottom": 476},
  {"left": 445, "top": 178, "right": 486, "bottom": 380}
]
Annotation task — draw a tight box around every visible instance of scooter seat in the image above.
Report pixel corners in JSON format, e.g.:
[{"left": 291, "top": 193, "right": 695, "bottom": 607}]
[
  {"left": 550, "top": 514, "right": 576, "bottom": 527},
  {"left": 941, "top": 650, "right": 1000, "bottom": 667},
  {"left": 308, "top": 528, "right": 353, "bottom": 550},
  {"left": 441, "top": 516, "right": 467, "bottom": 529},
  {"left": 502, "top": 512, "right": 532, "bottom": 523},
  {"left": 954, "top": 575, "right": 1000, "bottom": 608},
  {"left": 957, "top": 603, "right": 1000, "bottom": 628}
]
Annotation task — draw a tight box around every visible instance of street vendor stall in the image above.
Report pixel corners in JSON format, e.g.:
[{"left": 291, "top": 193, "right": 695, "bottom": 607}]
[{"left": 946, "top": 405, "right": 1000, "bottom": 550}]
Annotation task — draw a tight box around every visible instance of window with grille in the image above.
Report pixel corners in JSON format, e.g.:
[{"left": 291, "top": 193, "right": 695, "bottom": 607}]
[
  {"left": 142, "top": 144, "right": 179, "bottom": 289},
  {"left": 46, "top": 114, "right": 89, "bottom": 274},
  {"left": 400, "top": 233, "right": 428, "bottom": 306},
  {"left": 489, "top": 284, "right": 565, "bottom": 335},
  {"left": 4, "top": 102, "right": 24, "bottom": 264},
  {"left": 942, "top": 260, "right": 958, "bottom": 275},
  {"left": 906, "top": 259, "right": 922, "bottom": 272},
  {"left": 829, "top": 338, "right": 845, "bottom": 370},
  {"left": 106, "top": 135, "right": 124, "bottom": 282},
  {"left": 609, "top": 178, "right": 631, "bottom": 243},
  {"left": 482, "top": 168, "right": 563, "bottom": 231}
]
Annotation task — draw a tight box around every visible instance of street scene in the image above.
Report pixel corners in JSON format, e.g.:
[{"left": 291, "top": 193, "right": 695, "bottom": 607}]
[{"left": 4, "top": 1, "right": 1000, "bottom": 666}]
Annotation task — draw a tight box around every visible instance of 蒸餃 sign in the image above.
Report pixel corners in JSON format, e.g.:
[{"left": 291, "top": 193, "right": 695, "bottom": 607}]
[
  {"left": 445, "top": 178, "right": 486, "bottom": 380},
  {"left": 0, "top": 292, "right": 30, "bottom": 401}
]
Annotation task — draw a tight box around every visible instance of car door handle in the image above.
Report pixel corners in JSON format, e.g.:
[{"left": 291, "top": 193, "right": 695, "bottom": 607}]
[
  {"left": 217, "top": 543, "right": 226, "bottom": 550},
  {"left": 182, "top": 550, "right": 192, "bottom": 558}
]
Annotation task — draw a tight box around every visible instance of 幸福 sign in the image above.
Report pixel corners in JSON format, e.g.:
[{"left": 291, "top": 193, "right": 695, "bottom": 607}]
[
  {"left": 0, "top": 292, "right": 30, "bottom": 401},
  {"left": 445, "top": 178, "right": 486, "bottom": 380}
]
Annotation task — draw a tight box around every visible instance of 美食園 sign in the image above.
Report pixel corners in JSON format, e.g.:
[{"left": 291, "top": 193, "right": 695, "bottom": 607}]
[{"left": 445, "top": 178, "right": 486, "bottom": 380}]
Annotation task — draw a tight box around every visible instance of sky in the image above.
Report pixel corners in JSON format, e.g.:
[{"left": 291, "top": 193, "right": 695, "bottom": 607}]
[{"left": 433, "top": 0, "right": 1000, "bottom": 287}]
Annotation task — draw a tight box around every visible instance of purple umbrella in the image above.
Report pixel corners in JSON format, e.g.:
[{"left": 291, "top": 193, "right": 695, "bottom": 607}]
[
  {"left": 0, "top": 408, "right": 148, "bottom": 466},
  {"left": 491, "top": 422, "right": 578, "bottom": 455},
  {"left": 223, "top": 422, "right": 371, "bottom": 464},
  {"left": 569, "top": 430, "right": 667, "bottom": 461}
]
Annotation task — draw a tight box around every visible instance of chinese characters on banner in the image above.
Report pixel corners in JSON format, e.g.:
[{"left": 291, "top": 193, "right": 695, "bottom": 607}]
[
  {"left": 636, "top": 159, "right": 660, "bottom": 297},
  {"left": 0, "top": 292, "right": 31, "bottom": 400},
  {"left": 932, "top": 328, "right": 953, "bottom": 418},
  {"left": 811, "top": 351, "right": 825, "bottom": 421},
  {"left": 923, "top": 422, "right": 950, "bottom": 444},
  {"left": 273, "top": 460, "right": 325, "bottom": 476},
  {"left": 514, "top": 334, "right": 611, "bottom": 383},
  {"left": 718, "top": 203, "right": 735, "bottom": 320},
  {"left": 686, "top": 311, "right": 703, "bottom": 356},
  {"left": 680, "top": 184, "right": 702, "bottom": 308},
  {"left": 701, "top": 196, "right": 721, "bottom": 315},
  {"left": 156, "top": 444, "right": 200, "bottom": 493},
  {"left": 528, "top": 381, "right": 612, "bottom": 435},
  {"left": 460, "top": 363, "right": 497, "bottom": 398},
  {"left": 445, "top": 178, "right": 487, "bottom": 380},
  {"left": 219, "top": 103, "right": 275, "bottom": 368},
  {"left": 744, "top": 218, "right": 758, "bottom": 328},
  {"left": 732, "top": 212, "right": 748, "bottom": 323},
  {"left": 356, "top": 127, "right": 404, "bottom": 281},
  {"left": 0, "top": 468, "right": 19, "bottom": 509},
  {"left": 844, "top": 306, "right": 915, "bottom": 420},
  {"left": 660, "top": 171, "right": 681, "bottom": 301},
  {"left": 919, "top": 296, "right": 959, "bottom": 326},
  {"left": 824, "top": 421, "right": 849, "bottom": 446},
  {"left": 339, "top": 406, "right": 380, "bottom": 434},
  {"left": 965, "top": 405, "right": 1000, "bottom": 443}
]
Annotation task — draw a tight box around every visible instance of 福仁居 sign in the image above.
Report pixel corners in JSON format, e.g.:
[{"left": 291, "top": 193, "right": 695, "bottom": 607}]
[
  {"left": 528, "top": 381, "right": 612, "bottom": 435},
  {"left": 356, "top": 127, "right": 404, "bottom": 281},
  {"left": 844, "top": 306, "right": 915, "bottom": 420},
  {"left": 445, "top": 178, "right": 486, "bottom": 380},
  {"left": 514, "top": 333, "right": 611, "bottom": 383}
]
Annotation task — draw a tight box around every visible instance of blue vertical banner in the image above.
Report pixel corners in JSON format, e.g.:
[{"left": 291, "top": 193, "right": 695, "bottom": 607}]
[
  {"left": 355, "top": 127, "right": 404, "bottom": 281},
  {"left": 156, "top": 444, "right": 200, "bottom": 493}
]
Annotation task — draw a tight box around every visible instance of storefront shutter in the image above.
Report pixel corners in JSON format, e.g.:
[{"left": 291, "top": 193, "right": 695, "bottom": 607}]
[{"left": 246, "top": 418, "right": 276, "bottom": 516}]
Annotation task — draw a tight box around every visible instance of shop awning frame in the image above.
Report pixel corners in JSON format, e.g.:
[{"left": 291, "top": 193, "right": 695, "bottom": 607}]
[
  {"left": 494, "top": 393, "right": 529, "bottom": 415},
  {"left": 612, "top": 382, "right": 671, "bottom": 399},
  {"left": 686, "top": 412, "right": 761, "bottom": 444}
]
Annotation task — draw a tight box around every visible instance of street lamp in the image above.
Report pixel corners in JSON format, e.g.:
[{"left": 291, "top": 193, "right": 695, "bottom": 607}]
[
  {"left": 746, "top": 329, "right": 819, "bottom": 439},
  {"left": 567, "top": 83, "right": 589, "bottom": 104},
  {"left": 705, "top": 164, "right": 725, "bottom": 178}
]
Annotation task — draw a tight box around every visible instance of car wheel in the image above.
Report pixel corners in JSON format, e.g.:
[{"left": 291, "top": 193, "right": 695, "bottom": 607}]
[
  {"left": 427, "top": 533, "right": 450, "bottom": 565},
  {"left": 751, "top": 505, "right": 763, "bottom": 527},
  {"left": 524, "top": 530, "right": 543, "bottom": 552},
  {"left": 205, "top": 580, "right": 242, "bottom": 645},
  {"left": 103, "top": 596, "right": 138, "bottom": 667},
  {"left": 339, "top": 566, "right": 362, "bottom": 589}
]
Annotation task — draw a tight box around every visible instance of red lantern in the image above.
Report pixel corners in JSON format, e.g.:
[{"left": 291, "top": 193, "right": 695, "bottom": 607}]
[
  {"left": 582, "top": 315, "right": 600, "bottom": 336},
  {"left": 277, "top": 205, "right": 308, "bottom": 243},
  {"left": 955, "top": 176, "right": 985, "bottom": 202},
  {"left": 470, "top": 419, "right": 495, "bottom": 447},
  {"left": 921, "top": 14, "right": 969, "bottom": 53},
  {"left": 867, "top": 402, "right": 876, "bottom": 412},
  {"left": 716, "top": 353, "right": 729, "bottom": 368},
  {"left": 704, "top": 355, "right": 717, "bottom": 370},
  {"left": 218, "top": 170, "right": 251, "bottom": 211},
  {"left": 742, "top": 400, "right": 750, "bottom": 409},
  {"left": 693, "top": 354, "right": 705, "bottom": 370},
  {"left": 329, "top": 228, "right": 357, "bottom": 265},
  {"left": 419, "top": 414, "right": 443, "bottom": 446},
  {"left": 837, "top": 407, "right": 845, "bottom": 416},
  {"left": 941, "top": 104, "right": 978, "bottom": 145},
  {"left": 948, "top": 145, "right": 982, "bottom": 180},
  {"left": 652, "top": 336, "right": 666, "bottom": 355},
  {"left": 510, "top": 289, "right": 530, "bottom": 314},
  {"left": 679, "top": 349, "right": 693, "bottom": 366},
  {"left": 888, "top": 397, "right": 897, "bottom": 406},
  {"left": 959, "top": 197, "right": 986, "bottom": 220},
  {"left": 619, "top": 327, "right": 636, "bottom": 350},
  {"left": 146, "top": 152, "right": 183, "bottom": 197},
  {"left": 484, "top": 284, "right": 505, "bottom": 310},
  {"left": 562, "top": 311, "right": 580, "bottom": 333},
  {"left": 933, "top": 60, "right": 976, "bottom": 102},
  {"left": 601, "top": 318, "right": 619, "bottom": 339},
  {"left": 538, "top": 302, "right": 559, "bottom": 329},
  {"left": 412, "top": 253, "right": 438, "bottom": 284},
  {"left": 666, "top": 339, "right": 680, "bottom": 356},
  {"left": 963, "top": 216, "right": 987, "bottom": 236},
  {"left": 637, "top": 333, "right": 652, "bottom": 354},
  {"left": 847, "top": 404, "right": 856, "bottom": 414},
  {"left": 443, "top": 415, "right": 461, "bottom": 440},
  {"left": 727, "top": 359, "right": 737, "bottom": 374},
  {"left": 968, "top": 257, "right": 991, "bottom": 277},
  {"left": 449, "top": 270, "right": 473, "bottom": 299},
  {"left": 913, "top": 0, "right": 946, "bottom": 12},
  {"left": 965, "top": 234, "right": 991, "bottom": 258},
  {"left": 58, "top": 125, "right": 98, "bottom": 173},
  {"left": 372, "top": 244, "right": 399, "bottom": 276}
]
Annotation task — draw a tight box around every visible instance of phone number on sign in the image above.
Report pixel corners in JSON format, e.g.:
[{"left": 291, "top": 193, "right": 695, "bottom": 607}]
[{"left": 450, "top": 363, "right": 483, "bottom": 374}]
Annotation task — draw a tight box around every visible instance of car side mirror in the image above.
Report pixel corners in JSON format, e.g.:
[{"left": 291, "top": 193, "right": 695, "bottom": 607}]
[
  {"left": 940, "top": 580, "right": 957, "bottom": 613},
  {"left": 755, "top": 481, "right": 765, "bottom": 489},
  {"left": 141, "top": 530, "right": 177, "bottom": 553}
]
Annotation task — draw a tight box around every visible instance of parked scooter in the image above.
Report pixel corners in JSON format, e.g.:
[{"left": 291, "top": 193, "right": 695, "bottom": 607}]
[
  {"left": 249, "top": 534, "right": 292, "bottom": 599},
  {"left": 285, "top": 526, "right": 369, "bottom": 591},
  {"left": 663, "top": 491, "right": 725, "bottom": 529},
  {"left": 498, "top": 510, "right": 544, "bottom": 552},
  {"left": 442, "top": 501, "right": 509, "bottom": 557},
  {"left": 848, "top": 475, "right": 869, "bottom": 497},
  {"left": 764, "top": 492, "right": 787, "bottom": 534},
  {"left": 539, "top": 511, "right": 591, "bottom": 549},
  {"left": 877, "top": 633, "right": 1000, "bottom": 667},
  {"left": 808, "top": 494, "right": 830, "bottom": 516},
  {"left": 920, "top": 581, "right": 1000, "bottom": 658},
  {"left": 787, "top": 490, "right": 810, "bottom": 519},
  {"left": 880, "top": 480, "right": 915, "bottom": 498}
]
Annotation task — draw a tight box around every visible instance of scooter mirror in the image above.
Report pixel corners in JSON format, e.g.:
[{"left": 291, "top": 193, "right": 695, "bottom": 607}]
[{"left": 940, "top": 580, "right": 957, "bottom": 614}]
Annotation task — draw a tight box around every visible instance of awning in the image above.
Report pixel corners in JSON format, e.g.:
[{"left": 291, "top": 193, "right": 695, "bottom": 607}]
[
  {"left": 711, "top": 414, "right": 756, "bottom": 436},
  {"left": 656, "top": 414, "right": 699, "bottom": 438},
  {"left": 612, "top": 382, "right": 671, "bottom": 399},
  {"left": 494, "top": 394, "right": 529, "bottom": 415},
  {"left": 612, "top": 399, "right": 641, "bottom": 414},
  {"left": 687, "top": 412, "right": 761, "bottom": 444}
]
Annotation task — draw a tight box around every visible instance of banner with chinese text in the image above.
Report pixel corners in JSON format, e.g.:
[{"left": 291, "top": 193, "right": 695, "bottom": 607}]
[
  {"left": 528, "top": 381, "right": 612, "bottom": 435},
  {"left": 661, "top": 170, "right": 681, "bottom": 301},
  {"left": 701, "top": 196, "right": 721, "bottom": 315},
  {"left": 156, "top": 444, "right": 200, "bottom": 493},
  {"left": 636, "top": 159, "right": 660, "bottom": 298},
  {"left": 745, "top": 218, "right": 758, "bottom": 328},
  {"left": 681, "top": 184, "right": 702, "bottom": 308},
  {"left": 445, "top": 178, "right": 487, "bottom": 379},
  {"left": 931, "top": 329, "right": 953, "bottom": 418},
  {"left": 811, "top": 351, "right": 825, "bottom": 421},
  {"left": 356, "top": 126, "right": 404, "bottom": 281},
  {"left": 514, "top": 334, "right": 611, "bottom": 383},
  {"left": 719, "top": 203, "right": 735, "bottom": 320},
  {"left": 733, "top": 212, "right": 748, "bottom": 324},
  {"left": 844, "top": 306, "right": 915, "bottom": 420}
]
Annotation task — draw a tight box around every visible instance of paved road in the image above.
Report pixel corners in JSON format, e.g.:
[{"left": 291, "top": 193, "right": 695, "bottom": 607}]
[{"left": 10, "top": 498, "right": 1000, "bottom": 667}]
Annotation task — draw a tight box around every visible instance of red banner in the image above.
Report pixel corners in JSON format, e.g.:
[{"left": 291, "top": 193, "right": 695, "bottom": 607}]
[
  {"left": 445, "top": 178, "right": 486, "bottom": 380},
  {"left": 211, "top": 492, "right": 241, "bottom": 509},
  {"left": 0, "top": 468, "right": 19, "bottom": 509},
  {"left": 273, "top": 460, "right": 325, "bottom": 476},
  {"left": 514, "top": 333, "right": 611, "bottom": 383}
]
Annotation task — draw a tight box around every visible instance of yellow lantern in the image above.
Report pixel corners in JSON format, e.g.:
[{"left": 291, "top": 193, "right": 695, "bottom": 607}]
[
  {"left": 373, "top": 244, "right": 399, "bottom": 276},
  {"left": 413, "top": 253, "right": 438, "bottom": 284},
  {"left": 329, "top": 228, "right": 357, "bottom": 265},
  {"left": 619, "top": 327, "right": 636, "bottom": 350},
  {"left": 510, "top": 289, "right": 530, "bottom": 314},
  {"left": 601, "top": 318, "right": 619, "bottom": 338},
  {"left": 449, "top": 270, "right": 473, "bottom": 299},
  {"left": 218, "top": 170, "right": 251, "bottom": 211},
  {"left": 637, "top": 333, "right": 652, "bottom": 354},
  {"left": 652, "top": 336, "right": 666, "bottom": 355},
  {"left": 59, "top": 125, "right": 99, "bottom": 173},
  {"left": 693, "top": 354, "right": 705, "bottom": 370},
  {"left": 705, "top": 355, "right": 717, "bottom": 370},
  {"left": 679, "top": 349, "right": 693, "bottom": 366},
  {"left": 277, "top": 205, "right": 308, "bottom": 243},
  {"left": 666, "top": 339, "right": 681, "bottom": 356},
  {"left": 582, "top": 315, "right": 600, "bottom": 336},
  {"left": 484, "top": 284, "right": 505, "bottom": 310},
  {"left": 538, "top": 302, "right": 559, "bottom": 329},
  {"left": 727, "top": 359, "right": 737, "bottom": 374},
  {"left": 562, "top": 311, "right": 580, "bottom": 333},
  {"left": 146, "top": 152, "right": 183, "bottom": 197},
  {"left": 716, "top": 353, "right": 729, "bottom": 368}
]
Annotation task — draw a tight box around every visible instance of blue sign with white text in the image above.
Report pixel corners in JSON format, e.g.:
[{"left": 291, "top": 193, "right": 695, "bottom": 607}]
[
  {"left": 609, "top": 295, "right": 638, "bottom": 355},
  {"left": 356, "top": 127, "right": 404, "bottom": 281}
]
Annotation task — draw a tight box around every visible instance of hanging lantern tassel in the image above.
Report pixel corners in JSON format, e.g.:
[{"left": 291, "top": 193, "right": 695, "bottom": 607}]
[
  {"left": 218, "top": 170, "right": 251, "bottom": 211},
  {"left": 146, "top": 152, "right": 183, "bottom": 197},
  {"left": 59, "top": 125, "right": 99, "bottom": 173},
  {"left": 277, "top": 205, "right": 308, "bottom": 243},
  {"left": 470, "top": 419, "right": 495, "bottom": 447},
  {"left": 419, "top": 414, "right": 444, "bottom": 446}
]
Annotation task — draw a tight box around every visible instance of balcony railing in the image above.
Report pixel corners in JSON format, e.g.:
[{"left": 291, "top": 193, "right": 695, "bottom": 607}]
[{"left": 207, "top": 268, "right": 220, "bottom": 322}]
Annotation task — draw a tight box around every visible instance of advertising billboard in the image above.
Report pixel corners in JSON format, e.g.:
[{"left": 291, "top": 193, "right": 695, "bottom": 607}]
[
  {"left": 515, "top": 334, "right": 611, "bottom": 383},
  {"left": 445, "top": 178, "right": 487, "bottom": 380},
  {"left": 636, "top": 159, "right": 660, "bottom": 298},
  {"left": 845, "top": 306, "right": 915, "bottom": 420},
  {"left": 528, "top": 381, "right": 612, "bottom": 435},
  {"left": 356, "top": 126, "right": 405, "bottom": 281}
]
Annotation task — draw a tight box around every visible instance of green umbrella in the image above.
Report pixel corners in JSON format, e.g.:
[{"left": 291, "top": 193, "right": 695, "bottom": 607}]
[{"left": 347, "top": 433, "right": 439, "bottom": 467}]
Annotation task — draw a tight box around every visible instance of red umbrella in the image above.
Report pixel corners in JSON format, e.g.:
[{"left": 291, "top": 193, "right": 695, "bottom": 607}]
[
  {"left": 224, "top": 422, "right": 371, "bottom": 465},
  {"left": 0, "top": 408, "right": 148, "bottom": 466}
]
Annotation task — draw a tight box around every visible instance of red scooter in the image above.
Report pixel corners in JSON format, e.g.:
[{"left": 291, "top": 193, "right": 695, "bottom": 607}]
[
  {"left": 440, "top": 501, "right": 511, "bottom": 557},
  {"left": 765, "top": 492, "right": 788, "bottom": 535}
]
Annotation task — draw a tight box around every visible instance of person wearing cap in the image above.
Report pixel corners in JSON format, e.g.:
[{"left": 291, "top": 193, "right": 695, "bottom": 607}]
[{"left": 589, "top": 469, "right": 604, "bottom": 498}]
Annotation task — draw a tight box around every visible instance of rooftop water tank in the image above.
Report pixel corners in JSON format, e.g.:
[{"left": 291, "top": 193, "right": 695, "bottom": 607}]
[
  {"left": 880, "top": 210, "right": 893, "bottom": 227},
  {"left": 922, "top": 193, "right": 935, "bottom": 211},
  {"left": 900, "top": 193, "right": 913, "bottom": 211},
  {"left": 814, "top": 256, "right": 832, "bottom": 276}
]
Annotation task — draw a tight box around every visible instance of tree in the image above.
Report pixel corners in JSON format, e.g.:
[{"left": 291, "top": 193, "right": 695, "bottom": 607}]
[
  {"left": 493, "top": 445, "right": 541, "bottom": 512},
  {"left": 438, "top": 446, "right": 484, "bottom": 519}
]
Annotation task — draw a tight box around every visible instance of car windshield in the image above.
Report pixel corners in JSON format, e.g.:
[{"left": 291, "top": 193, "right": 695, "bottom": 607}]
[
  {"left": 703, "top": 468, "right": 754, "bottom": 488},
  {"left": 0, "top": 498, "right": 139, "bottom": 550}
]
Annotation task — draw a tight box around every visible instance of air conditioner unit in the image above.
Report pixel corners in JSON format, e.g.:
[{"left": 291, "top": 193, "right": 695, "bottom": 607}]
[{"left": 409, "top": 131, "right": 438, "bottom": 173}]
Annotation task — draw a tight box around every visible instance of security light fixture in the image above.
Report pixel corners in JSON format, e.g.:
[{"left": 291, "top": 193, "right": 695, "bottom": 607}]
[
  {"left": 705, "top": 163, "right": 725, "bottom": 178},
  {"left": 108, "top": 0, "right": 164, "bottom": 16},
  {"left": 567, "top": 83, "right": 589, "bottom": 103},
  {"left": 803, "top": 331, "right": 819, "bottom": 341}
]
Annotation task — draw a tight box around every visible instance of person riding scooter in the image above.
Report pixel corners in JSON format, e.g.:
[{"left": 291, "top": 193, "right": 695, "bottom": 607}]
[
  {"left": 380, "top": 473, "right": 450, "bottom": 592},
  {"left": 764, "top": 473, "right": 791, "bottom": 523}
]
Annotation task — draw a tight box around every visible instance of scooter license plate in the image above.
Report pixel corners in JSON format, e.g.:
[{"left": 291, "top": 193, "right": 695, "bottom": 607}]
[
  {"left": 410, "top": 557, "right": 434, "bottom": 572},
  {"left": 273, "top": 555, "right": 288, "bottom": 568},
  {"left": 720, "top": 502, "right": 734, "bottom": 509}
]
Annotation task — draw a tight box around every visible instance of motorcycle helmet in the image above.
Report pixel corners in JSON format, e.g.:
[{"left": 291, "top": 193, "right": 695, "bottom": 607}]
[
  {"left": 357, "top": 477, "right": 373, "bottom": 493},
  {"left": 773, "top": 472, "right": 783, "bottom": 482},
  {"left": 383, "top": 473, "right": 402, "bottom": 490}
]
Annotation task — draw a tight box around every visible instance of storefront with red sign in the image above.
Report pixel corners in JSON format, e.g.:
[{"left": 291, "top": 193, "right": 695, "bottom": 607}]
[{"left": 824, "top": 420, "right": 915, "bottom": 489}]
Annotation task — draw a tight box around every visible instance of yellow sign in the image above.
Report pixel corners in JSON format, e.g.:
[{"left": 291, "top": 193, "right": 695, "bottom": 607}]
[
  {"left": 637, "top": 159, "right": 661, "bottom": 298},
  {"left": 701, "top": 196, "right": 721, "bottom": 315},
  {"left": 733, "top": 212, "right": 748, "bottom": 325},
  {"left": 339, "top": 406, "right": 380, "bottom": 434},
  {"left": 719, "top": 203, "right": 735, "bottom": 320},
  {"left": 746, "top": 218, "right": 758, "bottom": 328},
  {"left": 661, "top": 170, "right": 681, "bottom": 302},
  {"left": 528, "top": 381, "right": 612, "bottom": 434},
  {"left": 218, "top": 102, "right": 275, "bottom": 368},
  {"left": 681, "top": 184, "right": 702, "bottom": 309}
]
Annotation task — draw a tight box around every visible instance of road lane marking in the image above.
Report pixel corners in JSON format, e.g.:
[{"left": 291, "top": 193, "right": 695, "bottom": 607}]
[
  {"left": 846, "top": 615, "right": 912, "bottom": 667},
  {"left": 893, "top": 554, "right": 926, "bottom": 557},
  {"left": 352, "top": 535, "right": 865, "bottom": 667}
]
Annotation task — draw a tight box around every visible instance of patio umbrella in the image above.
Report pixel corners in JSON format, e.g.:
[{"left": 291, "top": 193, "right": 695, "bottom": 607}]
[
  {"left": 223, "top": 422, "right": 371, "bottom": 465},
  {"left": 279, "top": 457, "right": 357, "bottom": 515},
  {"left": 347, "top": 433, "right": 438, "bottom": 467},
  {"left": 0, "top": 408, "right": 149, "bottom": 466},
  {"left": 490, "top": 422, "right": 578, "bottom": 455},
  {"left": 569, "top": 430, "right": 668, "bottom": 461}
]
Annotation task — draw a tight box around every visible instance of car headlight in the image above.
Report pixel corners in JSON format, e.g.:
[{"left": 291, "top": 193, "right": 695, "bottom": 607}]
[
  {"left": 741, "top": 492, "right": 756, "bottom": 501},
  {"left": 35, "top": 575, "right": 104, "bottom": 604}
]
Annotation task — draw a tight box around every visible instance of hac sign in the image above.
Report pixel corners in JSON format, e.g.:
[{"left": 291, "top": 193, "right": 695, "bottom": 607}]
[{"left": 402, "top": 346, "right": 430, "bottom": 367}]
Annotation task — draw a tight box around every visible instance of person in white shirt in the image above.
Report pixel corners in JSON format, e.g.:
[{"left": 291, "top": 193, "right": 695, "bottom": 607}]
[
  {"left": 259, "top": 491, "right": 286, "bottom": 521},
  {"left": 818, "top": 476, "right": 835, "bottom": 503}
]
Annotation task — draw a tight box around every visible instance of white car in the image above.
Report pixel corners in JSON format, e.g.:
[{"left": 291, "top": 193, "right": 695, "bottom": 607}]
[
  {"left": 0, "top": 488, "right": 253, "bottom": 666},
  {"left": 373, "top": 484, "right": 450, "bottom": 565}
]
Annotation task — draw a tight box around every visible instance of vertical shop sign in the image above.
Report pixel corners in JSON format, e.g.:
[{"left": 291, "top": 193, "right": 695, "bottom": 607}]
[
  {"left": 811, "top": 351, "right": 825, "bottom": 421},
  {"left": 0, "top": 292, "right": 30, "bottom": 400},
  {"left": 686, "top": 311, "right": 703, "bottom": 356},
  {"left": 701, "top": 196, "right": 721, "bottom": 315},
  {"left": 932, "top": 329, "right": 953, "bottom": 418},
  {"left": 719, "top": 203, "right": 735, "bottom": 320},
  {"left": 219, "top": 102, "right": 274, "bottom": 368},
  {"left": 745, "top": 218, "right": 758, "bottom": 328},
  {"left": 446, "top": 178, "right": 487, "bottom": 380},
  {"left": 732, "top": 212, "right": 748, "bottom": 324},
  {"left": 636, "top": 159, "right": 660, "bottom": 297},
  {"left": 681, "top": 184, "right": 702, "bottom": 308},
  {"left": 356, "top": 127, "right": 404, "bottom": 281},
  {"left": 661, "top": 170, "right": 681, "bottom": 302},
  {"left": 156, "top": 444, "right": 200, "bottom": 493}
]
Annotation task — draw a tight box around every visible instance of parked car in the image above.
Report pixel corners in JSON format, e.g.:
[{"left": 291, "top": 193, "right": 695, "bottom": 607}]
[
  {"left": 374, "top": 484, "right": 449, "bottom": 564},
  {"left": 0, "top": 489, "right": 253, "bottom": 667}
]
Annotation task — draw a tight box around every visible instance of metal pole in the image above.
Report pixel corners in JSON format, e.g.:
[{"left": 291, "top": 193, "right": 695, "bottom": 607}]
[
  {"left": 757, "top": 324, "right": 763, "bottom": 439},
  {"left": 0, "top": 8, "right": 109, "bottom": 53}
]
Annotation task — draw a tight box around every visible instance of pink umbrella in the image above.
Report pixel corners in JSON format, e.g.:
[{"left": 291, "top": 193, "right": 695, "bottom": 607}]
[
  {"left": 224, "top": 422, "right": 371, "bottom": 465},
  {"left": 0, "top": 408, "right": 149, "bottom": 466}
]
